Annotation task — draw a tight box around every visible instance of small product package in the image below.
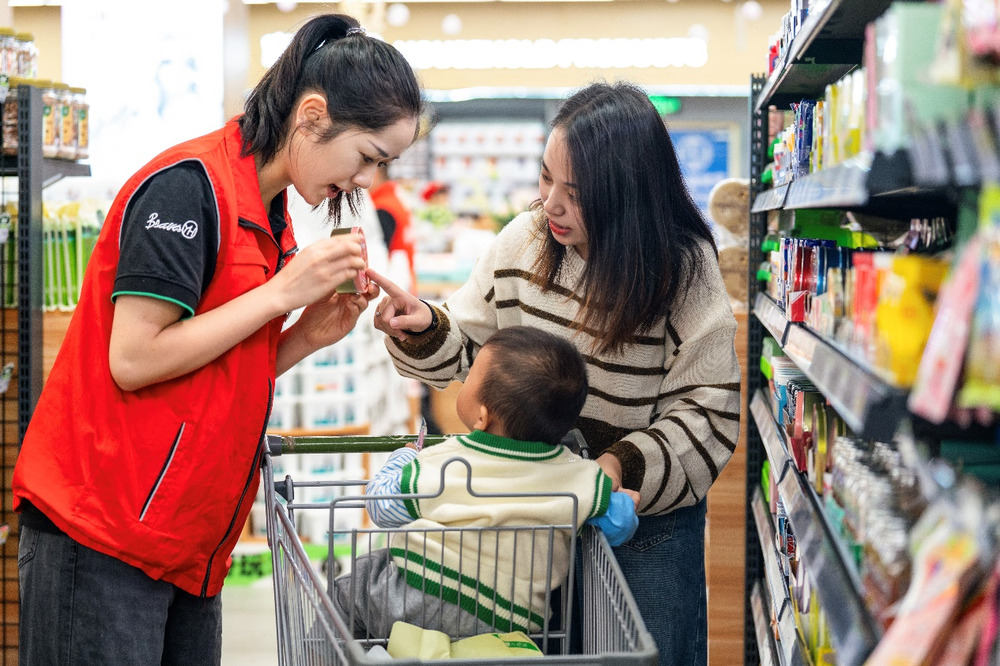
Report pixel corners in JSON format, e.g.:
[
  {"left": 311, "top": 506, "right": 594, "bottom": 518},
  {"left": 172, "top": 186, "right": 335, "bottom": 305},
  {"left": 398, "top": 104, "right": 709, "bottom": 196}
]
[{"left": 329, "top": 225, "right": 369, "bottom": 294}]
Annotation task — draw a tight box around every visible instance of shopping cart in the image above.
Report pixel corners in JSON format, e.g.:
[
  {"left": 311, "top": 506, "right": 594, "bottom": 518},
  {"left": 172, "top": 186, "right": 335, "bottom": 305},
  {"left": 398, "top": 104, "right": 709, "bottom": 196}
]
[{"left": 261, "top": 432, "right": 658, "bottom": 665}]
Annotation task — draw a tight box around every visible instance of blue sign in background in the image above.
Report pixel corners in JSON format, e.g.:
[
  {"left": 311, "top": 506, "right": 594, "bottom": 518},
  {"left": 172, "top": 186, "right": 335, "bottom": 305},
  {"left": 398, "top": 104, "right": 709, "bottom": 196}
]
[{"left": 670, "top": 128, "right": 732, "bottom": 222}]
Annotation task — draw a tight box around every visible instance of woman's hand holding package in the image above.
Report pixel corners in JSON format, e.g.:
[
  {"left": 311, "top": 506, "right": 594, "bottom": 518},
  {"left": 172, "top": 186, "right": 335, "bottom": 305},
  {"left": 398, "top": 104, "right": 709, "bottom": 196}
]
[
  {"left": 270, "top": 233, "right": 368, "bottom": 313},
  {"left": 367, "top": 267, "right": 434, "bottom": 341},
  {"left": 274, "top": 233, "right": 377, "bottom": 375},
  {"left": 294, "top": 284, "right": 378, "bottom": 350}
]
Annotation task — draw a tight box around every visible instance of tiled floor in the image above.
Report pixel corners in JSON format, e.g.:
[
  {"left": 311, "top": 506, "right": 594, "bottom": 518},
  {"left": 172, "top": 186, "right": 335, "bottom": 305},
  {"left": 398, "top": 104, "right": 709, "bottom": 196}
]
[{"left": 221, "top": 580, "right": 278, "bottom": 665}]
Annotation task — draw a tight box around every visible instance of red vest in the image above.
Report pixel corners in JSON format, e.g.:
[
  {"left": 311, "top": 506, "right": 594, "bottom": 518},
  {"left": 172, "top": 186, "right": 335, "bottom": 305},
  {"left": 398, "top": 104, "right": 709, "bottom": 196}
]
[
  {"left": 13, "top": 120, "right": 296, "bottom": 597},
  {"left": 370, "top": 180, "right": 416, "bottom": 291}
]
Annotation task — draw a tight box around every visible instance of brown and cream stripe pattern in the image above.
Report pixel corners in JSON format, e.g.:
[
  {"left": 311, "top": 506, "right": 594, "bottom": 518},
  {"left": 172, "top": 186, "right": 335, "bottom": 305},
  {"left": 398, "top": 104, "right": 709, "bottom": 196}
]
[{"left": 387, "top": 212, "right": 741, "bottom": 515}]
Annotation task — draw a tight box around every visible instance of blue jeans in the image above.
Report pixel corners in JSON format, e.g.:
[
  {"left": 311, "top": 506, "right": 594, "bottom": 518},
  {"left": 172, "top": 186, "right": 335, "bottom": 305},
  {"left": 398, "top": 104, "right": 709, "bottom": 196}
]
[
  {"left": 613, "top": 499, "right": 707, "bottom": 666},
  {"left": 18, "top": 525, "right": 223, "bottom": 666}
]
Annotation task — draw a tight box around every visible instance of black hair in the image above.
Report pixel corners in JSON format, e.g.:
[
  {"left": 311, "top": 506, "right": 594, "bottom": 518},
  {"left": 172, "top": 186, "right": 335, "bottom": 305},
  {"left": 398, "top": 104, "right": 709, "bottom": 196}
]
[
  {"left": 476, "top": 326, "right": 588, "bottom": 446},
  {"left": 532, "top": 81, "right": 717, "bottom": 355},
  {"left": 239, "top": 14, "right": 423, "bottom": 224}
]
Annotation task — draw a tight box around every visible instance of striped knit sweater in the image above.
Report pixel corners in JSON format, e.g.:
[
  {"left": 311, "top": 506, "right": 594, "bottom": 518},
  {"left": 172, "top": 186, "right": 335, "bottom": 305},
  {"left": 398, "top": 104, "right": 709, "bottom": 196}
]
[
  {"left": 386, "top": 211, "right": 741, "bottom": 515},
  {"left": 389, "top": 430, "right": 612, "bottom": 633}
]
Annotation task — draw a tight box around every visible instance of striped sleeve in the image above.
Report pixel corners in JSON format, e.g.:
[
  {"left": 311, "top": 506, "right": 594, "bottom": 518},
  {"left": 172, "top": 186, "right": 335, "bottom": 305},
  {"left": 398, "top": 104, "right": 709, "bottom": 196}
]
[
  {"left": 365, "top": 447, "right": 419, "bottom": 527},
  {"left": 605, "top": 251, "right": 741, "bottom": 515},
  {"left": 589, "top": 470, "right": 613, "bottom": 519},
  {"left": 384, "top": 216, "right": 513, "bottom": 388}
]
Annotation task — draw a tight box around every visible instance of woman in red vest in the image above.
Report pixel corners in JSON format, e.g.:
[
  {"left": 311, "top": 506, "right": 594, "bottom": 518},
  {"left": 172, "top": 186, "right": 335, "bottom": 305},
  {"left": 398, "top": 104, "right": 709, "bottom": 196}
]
[
  {"left": 13, "top": 13, "right": 421, "bottom": 665},
  {"left": 370, "top": 165, "right": 417, "bottom": 292}
]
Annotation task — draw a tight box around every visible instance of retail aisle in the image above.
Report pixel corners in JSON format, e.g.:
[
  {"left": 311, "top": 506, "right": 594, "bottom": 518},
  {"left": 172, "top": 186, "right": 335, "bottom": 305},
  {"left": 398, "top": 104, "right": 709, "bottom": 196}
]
[{"left": 221, "top": 580, "right": 278, "bottom": 665}]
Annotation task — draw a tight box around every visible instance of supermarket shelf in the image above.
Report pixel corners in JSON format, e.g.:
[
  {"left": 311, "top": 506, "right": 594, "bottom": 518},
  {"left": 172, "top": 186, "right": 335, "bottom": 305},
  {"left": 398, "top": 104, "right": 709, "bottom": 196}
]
[
  {"left": 754, "top": 0, "right": 894, "bottom": 112},
  {"left": 753, "top": 292, "right": 908, "bottom": 441},
  {"left": 756, "top": 62, "right": 857, "bottom": 113},
  {"left": 783, "top": 153, "right": 872, "bottom": 208},
  {"left": 785, "top": 324, "right": 907, "bottom": 441},
  {"left": 754, "top": 291, "right": 789, "bottom": 346},
  {"left": 776, "top": 151, "right": 952, "bottom": 218},
  {"left": 751, "top": 390, "right": 794, "bottom": 481},
  {"left": 751, "top": 183, "right": 790, "bottom": 213},
  {"left": 750, "top": 388, "right": 882, "bottom": 666},
  {"left": 751, "top": 486, "right": 809, "bottom": 666},
  {"left": 0, "top": 155, "right": 91, "bottom": 187},
  {"left": 751, "top": 580, "right": 780, "bottom": 666}
]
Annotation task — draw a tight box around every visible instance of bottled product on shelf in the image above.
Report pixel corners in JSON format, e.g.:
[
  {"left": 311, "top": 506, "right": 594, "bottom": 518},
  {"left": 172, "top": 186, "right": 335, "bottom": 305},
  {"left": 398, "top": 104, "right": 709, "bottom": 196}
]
[
  {"left": 72, "top": 86, "right": 89, "bottom": 160},
  {"left": 0, "top": 29, "right": 89, "bottom": 162},
  {"left": 429, "top": 121, "right": 545, "bottom": 220},
  {"left": 15, "top": 32, "right": 37, "bottom": 80},
  {"left": 1, "top": 76, "right": 25, "bottom": 156},
  {"left": 0, "top": 28, "right": 37, "bottom": 79},
  {"left": 746, "top": 1, "right": 1000, "bottom": 665},
  {"left": 40, "top": 81, "right": 58, "bottom": 159}
]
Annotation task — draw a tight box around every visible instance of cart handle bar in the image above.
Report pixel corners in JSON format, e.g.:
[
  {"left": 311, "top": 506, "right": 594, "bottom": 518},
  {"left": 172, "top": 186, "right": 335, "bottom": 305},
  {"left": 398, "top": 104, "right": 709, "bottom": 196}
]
[{"left": 266, "top": 433, "right": 449, "bottom": 456}]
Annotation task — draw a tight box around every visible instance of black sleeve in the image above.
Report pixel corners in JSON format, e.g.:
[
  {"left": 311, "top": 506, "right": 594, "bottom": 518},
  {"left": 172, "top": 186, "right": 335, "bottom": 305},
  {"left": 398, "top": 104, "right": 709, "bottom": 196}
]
[
  {"left": 113, "top": 161, "right": 220, "bottom": 317},
  {"left": 377, "top": 209, "right": 397, "bottom": 250}
]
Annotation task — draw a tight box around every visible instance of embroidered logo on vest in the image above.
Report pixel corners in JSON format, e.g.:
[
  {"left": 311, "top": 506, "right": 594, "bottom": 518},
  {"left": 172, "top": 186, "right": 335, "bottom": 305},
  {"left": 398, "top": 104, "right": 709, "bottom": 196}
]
[{"left": 145, "top": 212, "right": 198, "bottom": 239}]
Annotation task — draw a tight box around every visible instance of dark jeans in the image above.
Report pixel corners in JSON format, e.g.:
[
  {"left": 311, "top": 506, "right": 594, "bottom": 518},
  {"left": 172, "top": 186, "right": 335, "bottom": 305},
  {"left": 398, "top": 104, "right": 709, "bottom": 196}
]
[
  {"left": 614, "top": 499, "right": 707, "bottom": 666},
  {"left": 18, "top": 525, "right": 222, "bottom": 666}
]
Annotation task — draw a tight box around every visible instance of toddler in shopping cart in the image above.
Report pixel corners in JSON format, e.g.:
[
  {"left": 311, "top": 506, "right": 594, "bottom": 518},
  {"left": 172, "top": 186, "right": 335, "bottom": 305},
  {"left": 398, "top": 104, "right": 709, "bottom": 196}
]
[{"left": 332, "top": 325, "right": 639, "bottom": 640}]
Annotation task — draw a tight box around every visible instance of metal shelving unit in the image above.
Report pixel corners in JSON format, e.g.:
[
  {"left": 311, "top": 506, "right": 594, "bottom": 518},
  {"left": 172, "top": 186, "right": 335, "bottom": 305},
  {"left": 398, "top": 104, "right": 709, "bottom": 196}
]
[
  {"left": 754, "top": 0, "right": 894, "bottom": 112},
  {"left": 742, "top": 72, "right": 769, "bottom": 666},
  {"left": 753, "top": 149, "right": 956, "bottom": 218},
  {"left": 750, "top": 485, "right": 810, "bottom": 666},
  {"left": 752, "top": 292, "right": 908, "bottom": 442},
  {"left": 750, "top": 582, "right": 780, "bottom": 666},
  {"left": 744, "top": 4, "right": 904, "bottom": 665},
  {"left": 751, "top": 183, "right": 789, "bottom": 213},
  {"left": 2, "top": 83, "right": 91, "bottom": 658},
  {"left": 750, "top": 391, "right": 882, "bottom": 664}
]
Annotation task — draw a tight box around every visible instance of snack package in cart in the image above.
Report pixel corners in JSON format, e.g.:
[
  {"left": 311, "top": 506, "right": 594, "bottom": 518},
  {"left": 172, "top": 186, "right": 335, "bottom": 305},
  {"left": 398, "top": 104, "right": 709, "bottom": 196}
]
[{"left": 330, "top": 225, "right": 369, "bottom": 294}]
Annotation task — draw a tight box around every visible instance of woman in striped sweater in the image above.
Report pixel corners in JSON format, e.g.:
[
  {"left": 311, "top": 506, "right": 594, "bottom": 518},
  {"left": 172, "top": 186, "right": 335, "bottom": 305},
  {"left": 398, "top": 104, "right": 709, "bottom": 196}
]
[{"left": 368, "top": 81, "right": 741, "bottom": 665}]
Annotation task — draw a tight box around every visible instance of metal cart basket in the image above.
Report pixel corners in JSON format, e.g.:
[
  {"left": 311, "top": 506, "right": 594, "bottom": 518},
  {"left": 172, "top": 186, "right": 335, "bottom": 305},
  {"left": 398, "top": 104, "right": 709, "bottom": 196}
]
[{"left": 261, "top": 433, "right": 658, "bottom": 665}]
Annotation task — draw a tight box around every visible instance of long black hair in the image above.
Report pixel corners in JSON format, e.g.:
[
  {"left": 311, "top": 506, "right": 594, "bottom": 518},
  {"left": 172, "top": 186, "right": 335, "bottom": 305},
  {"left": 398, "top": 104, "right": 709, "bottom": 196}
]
[
  {"left": 239, "top": 14, "right": 423, "bottom": 222},
  {"left": 533, "top": 81, "right": 717, "bottom": 355}
]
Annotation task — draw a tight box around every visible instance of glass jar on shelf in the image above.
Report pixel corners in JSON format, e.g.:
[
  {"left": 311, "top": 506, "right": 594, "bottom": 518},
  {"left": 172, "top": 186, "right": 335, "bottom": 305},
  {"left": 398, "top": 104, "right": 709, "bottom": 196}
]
[
  {"left": 71, "top": 87, "right": 88, "bottom": 160},
  {"left": 56, "top": 83, "right": 76, "bottom": 160},
  {"left": 1, "top": 76, "right": 26, "bottom": 156},
  {"left": 0, "top": 28, "right": 16, "bottom": 76},
  {"left": 39, "top": 80, "right": 60, "bottom": 159},
  {"left": 15, "top": 32, "right": 37, "bottom": 79}
]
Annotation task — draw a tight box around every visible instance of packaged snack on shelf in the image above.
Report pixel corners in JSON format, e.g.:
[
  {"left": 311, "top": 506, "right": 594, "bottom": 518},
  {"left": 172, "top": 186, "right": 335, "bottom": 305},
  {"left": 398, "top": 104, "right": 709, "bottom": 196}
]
[
  {"left": 872, "top": 2, "right": 969, "bottom": 155},
  {"left": 792, "top": 99, "right": 815, "bottom": 180},
  {"left": 908, "top": 233, "right": 982, "bottom": 423},
  {"left": 957, "top": 221, "right": 1000, "bottom": 411},
  {"left": 40, "top": 81, "right": 59, "bottom": 159},
  {"left": 73, "top": 86, "right": 89, "bottom": 160},
  {"left": 56, "top": 83, "right": 76, "bottom": 160},
  {"left": 1, "top": 76, "right": 25, "bottom": 156},
  {"left": 874, "top": 254, "right": 949, "bottom": 387},
  {"left": 865, "top": 488, "right": 986, "bottom": 665}
]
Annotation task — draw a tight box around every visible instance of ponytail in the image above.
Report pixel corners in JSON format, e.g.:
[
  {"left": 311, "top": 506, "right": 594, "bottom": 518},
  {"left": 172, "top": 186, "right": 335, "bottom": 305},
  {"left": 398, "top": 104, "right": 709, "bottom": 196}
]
[{"left": 239, "top": 14, "right": 422, "bottom": 221}]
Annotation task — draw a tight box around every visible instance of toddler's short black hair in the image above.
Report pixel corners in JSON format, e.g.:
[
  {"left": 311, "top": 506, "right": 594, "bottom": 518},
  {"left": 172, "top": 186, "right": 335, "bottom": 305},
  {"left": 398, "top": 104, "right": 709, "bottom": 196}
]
[{"left": 476, "top": 326, "right": 588, "bottom": 446}]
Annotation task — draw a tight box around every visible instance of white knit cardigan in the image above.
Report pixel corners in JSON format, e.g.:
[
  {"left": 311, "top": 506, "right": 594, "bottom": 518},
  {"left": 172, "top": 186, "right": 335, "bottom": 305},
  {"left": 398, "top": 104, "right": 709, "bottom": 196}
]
[{"left": 386, "top": 211, "right": 741, "bottom": 516}]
